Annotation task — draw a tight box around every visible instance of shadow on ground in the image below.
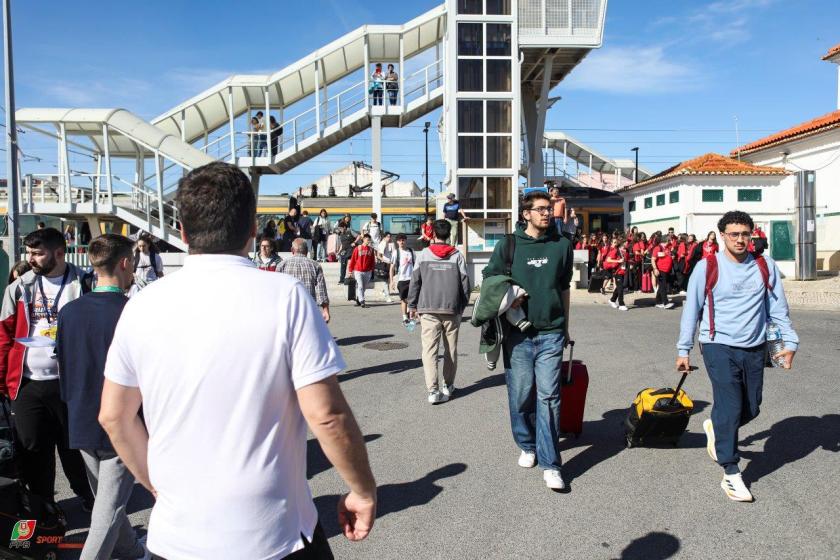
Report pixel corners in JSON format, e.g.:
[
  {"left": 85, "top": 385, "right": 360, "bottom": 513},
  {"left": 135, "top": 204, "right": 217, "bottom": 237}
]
[
  {"left": 608, "top": 531, "right": 681, "bottom": 560},
  {"left": 338, "top": 359, "right": 422, "bottom": 382},
  {"left": 335, "top": 334, "right": 393, "bottom": 346},
  {"left": 308, "top": 434, "right": 382, "bottom": 479},
  {"left": 559, "top": 401, "right": 710, "bottom": 484},
  {"left": 314, "top": 463, "right": 468, "bottom": 538},
  {"left": 740, "top": 414, "right": 840, "bottom": 484}
]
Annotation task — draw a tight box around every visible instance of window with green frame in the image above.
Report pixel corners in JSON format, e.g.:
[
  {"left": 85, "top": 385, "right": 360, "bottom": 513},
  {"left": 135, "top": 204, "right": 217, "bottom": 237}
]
[
  {"left": 669, "top": 191, "right": 679, "bottom": 204},
  {"left": 644, "top": 197, "right": 653, "bottom": 209},
  {"left": 629, "top": 200, "right": 636, "bottom": 212},
  {"left": 702, "top": 189, "right": 724, "bottom": 202},
  {"left": 656, "top": 194, "right": 665, "bottom": 206},
  {"left": 738, "top": 189, "right": 762, "bottom": 202}
]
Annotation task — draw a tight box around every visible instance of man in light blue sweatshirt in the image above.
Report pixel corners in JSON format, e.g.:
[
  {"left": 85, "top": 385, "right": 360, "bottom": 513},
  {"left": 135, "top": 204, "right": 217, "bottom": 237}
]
[{"left": 676, "top": 211, "right": 798, "bottom": 503}]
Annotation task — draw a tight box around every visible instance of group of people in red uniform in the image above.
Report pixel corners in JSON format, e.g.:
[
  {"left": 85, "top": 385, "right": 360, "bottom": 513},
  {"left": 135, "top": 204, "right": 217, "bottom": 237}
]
[{"left": 575, "top": 225, "right": 768, "bottom": 310}]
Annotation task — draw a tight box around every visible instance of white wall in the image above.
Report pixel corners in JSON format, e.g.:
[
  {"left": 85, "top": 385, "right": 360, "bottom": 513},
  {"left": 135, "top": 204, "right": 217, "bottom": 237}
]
[{"left": 740, "top": 129, "right": 840, "bottom": 270}]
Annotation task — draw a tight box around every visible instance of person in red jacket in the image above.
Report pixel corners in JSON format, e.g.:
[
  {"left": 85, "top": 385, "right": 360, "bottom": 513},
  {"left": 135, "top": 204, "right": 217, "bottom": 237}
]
[
  {"left": 682, "top": 234, "right": 701, "bottom": 292},
  {"left": 749, "top": 225, "right": 768, "bottom": 255},
  {"left": 348, "top": 234, "right": 376, "bottom": 308},
  {"left": 702, "top": 231, "right": 719, "bottom": 257},
  {"left": 651, "top": 232, "right": 675, "bottom": 309},
  {"left": 0, "top": 228, "right": 95, "bottom": 509},
  {"left": 603, "top": 238, "right": 628, "bottom": 310}
]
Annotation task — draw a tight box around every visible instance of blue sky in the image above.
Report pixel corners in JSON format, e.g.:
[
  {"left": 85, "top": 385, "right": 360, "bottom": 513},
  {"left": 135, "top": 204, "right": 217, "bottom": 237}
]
[{"left": 4, "top": 0, "right": 840, "bottom": 193}]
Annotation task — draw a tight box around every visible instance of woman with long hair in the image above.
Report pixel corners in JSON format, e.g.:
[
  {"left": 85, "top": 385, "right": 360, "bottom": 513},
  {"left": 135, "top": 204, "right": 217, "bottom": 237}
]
[
  {"left": 703, "top": 231, "right": 719, "bottom": 257},
  {"left": 313, "top": 209, "right": 332, "bottom": 262},
  {"left": 651, "top": 231, "right": 675, "bottom": 309},
  {"left": 603, "top": 237, "right": 628, "bottom": 311}
]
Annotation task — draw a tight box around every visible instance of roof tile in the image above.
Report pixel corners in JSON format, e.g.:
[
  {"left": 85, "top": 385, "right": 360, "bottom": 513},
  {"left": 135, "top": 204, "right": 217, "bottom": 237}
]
[
  {"left": 620, "top": 153, "right": 787, "bottom": 192},
  {"left": 730, "top": 109, "right": 840, "bottom": 157},
  {"left": 823, "top": 42, "right": 840, "bottom": 61}
]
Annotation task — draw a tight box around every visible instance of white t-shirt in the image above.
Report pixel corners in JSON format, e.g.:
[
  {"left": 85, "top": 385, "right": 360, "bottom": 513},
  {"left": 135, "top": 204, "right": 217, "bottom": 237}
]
[
  {"left": 378, "top": 240, "right": 394, "bottom": 263},
  {"left": 395, "top": 247, "right": 415, "bottom": 282},
  {"left": 364, "top": 221, "right": 382, "bottom": 245},
  {"left": 135, "top": 252, "right": 162, "bottom": 283},
  {"left": 104, "top": 255, "right": 345, "bottom": 560},
  {"left": 25, "top": 274, "right": 71, "bottom": 380}
]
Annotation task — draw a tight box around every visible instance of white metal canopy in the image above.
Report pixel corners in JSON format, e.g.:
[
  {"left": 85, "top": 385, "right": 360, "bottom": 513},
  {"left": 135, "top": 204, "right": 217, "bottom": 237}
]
[
  {"left": 16, "top": 108, "right": 215, "bottom": 168},
  {"left": 544, "top": 131, "right": 652, "bottom": 180}
]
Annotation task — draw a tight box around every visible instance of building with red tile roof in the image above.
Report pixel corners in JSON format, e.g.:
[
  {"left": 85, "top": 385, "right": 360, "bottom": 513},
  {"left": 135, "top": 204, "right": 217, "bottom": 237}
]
[{"left": 730, "top": 109, "right": 840, "bottom": 158}]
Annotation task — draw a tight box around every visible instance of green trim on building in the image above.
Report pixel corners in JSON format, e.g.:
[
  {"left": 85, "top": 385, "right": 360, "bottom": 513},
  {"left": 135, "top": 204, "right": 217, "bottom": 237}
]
[
  {"left": 628, "top": 216, "right": 680, "bottom": 227},
  {"left": 820, "top": 211, "right": 840, "bottom": 218}
]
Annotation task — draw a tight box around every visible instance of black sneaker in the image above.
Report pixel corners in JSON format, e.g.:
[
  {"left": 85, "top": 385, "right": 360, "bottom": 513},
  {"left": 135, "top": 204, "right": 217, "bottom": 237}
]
[
  {"left": 361, "top": 302, "right": 368, "bottom": 308},
  {"left": 354, "top": 300, "right": 361, "bottom": 307}
]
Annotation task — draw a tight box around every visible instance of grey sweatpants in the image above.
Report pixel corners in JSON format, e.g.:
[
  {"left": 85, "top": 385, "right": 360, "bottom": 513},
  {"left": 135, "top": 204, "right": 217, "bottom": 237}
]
[{"left": 80, "top": 449, "right": 145, "bottom": 560}]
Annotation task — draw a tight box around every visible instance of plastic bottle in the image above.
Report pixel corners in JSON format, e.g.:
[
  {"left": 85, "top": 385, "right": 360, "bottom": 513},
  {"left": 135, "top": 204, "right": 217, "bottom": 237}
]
[
  {"left": 405, "top": 320, "right": 416, "bottom": 333},
  {"left": 766, "top": 322, "right": 785, "bottom": 368}
]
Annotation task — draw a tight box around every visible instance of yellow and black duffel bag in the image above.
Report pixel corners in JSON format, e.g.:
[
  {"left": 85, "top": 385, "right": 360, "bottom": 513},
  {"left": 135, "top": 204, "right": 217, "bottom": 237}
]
[{"left": 624, "top": 372, "right": 693, "bottom": 448}]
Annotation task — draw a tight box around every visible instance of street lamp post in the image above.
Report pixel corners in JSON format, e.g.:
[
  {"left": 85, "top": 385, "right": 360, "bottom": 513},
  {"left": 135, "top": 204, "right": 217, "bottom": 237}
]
[
  {"left": 631, "top": 147, "right": 639, "bottom": 184},
  {"left": 3, "top": 0, "right": 20, "bottom": 264},
  {"left": 423, "top": 121, "right": 430, "bottom": 217}
]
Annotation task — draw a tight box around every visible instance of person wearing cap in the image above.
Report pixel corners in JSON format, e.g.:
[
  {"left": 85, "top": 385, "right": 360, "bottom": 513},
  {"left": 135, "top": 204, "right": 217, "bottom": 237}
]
[{"left": 442, "top": 194, "right": 468, "bottom": 247}]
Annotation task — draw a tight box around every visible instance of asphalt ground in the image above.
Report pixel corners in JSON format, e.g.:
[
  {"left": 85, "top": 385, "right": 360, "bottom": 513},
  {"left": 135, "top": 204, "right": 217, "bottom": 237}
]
[{"left": 53, "top": 301, "right": 840, "bottom": 560}]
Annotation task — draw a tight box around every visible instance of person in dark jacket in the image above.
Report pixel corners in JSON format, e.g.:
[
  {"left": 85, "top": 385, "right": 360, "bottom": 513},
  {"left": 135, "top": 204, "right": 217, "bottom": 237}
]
[
  {"left": 57, "top": 234, "right": 147, "bottom": 560},
  {"left": 483, "top": 191, "right": 573, "bottom": 491}
]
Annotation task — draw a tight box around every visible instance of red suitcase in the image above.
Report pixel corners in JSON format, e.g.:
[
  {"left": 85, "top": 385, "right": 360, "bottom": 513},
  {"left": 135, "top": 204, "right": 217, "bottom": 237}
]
[
  {"left": 560, "top": 341, "right": 588, "bottom": 437},
  {"left": 641, "top": 271, "right": 652, "bottom": 293}
]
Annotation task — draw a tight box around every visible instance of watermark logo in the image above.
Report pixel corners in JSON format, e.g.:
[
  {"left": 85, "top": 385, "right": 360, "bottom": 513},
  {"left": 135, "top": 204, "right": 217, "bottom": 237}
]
[{"left": 10, "top": 520, "right": 35, "bottom": 541}]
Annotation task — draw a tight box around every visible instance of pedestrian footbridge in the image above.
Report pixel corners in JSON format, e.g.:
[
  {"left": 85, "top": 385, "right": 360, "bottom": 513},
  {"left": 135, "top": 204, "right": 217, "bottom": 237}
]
[{"left": 13, "top": 1, "right": 609, "bottom": 254}]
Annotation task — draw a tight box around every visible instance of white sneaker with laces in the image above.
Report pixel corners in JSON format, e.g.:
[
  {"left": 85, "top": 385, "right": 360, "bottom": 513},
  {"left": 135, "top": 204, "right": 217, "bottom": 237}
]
[
  {"left": 441, "top": 384, "right": 455, "bottom": 398},
  {"left": 518, "top": 450, "right": 536, "bottom": 468},
  {"left": 703, "top": 418, "right": 718, "bottom": 462},
  {"left": 618, "top": 305, "right": 629, "bottom": 311},
  {"left": 721, "top": 473, "right": 753, "bottom": 502},
  {"left": 609, "top": 301, "right": 619, "bottom": 309},
  {"left": 544, "top": 469, "right": 566, "bottom": 490}
]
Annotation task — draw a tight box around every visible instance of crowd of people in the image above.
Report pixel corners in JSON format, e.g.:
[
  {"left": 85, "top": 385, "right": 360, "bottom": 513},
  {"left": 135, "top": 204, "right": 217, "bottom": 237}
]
[
  {"left": 0, "top": 161, "right": 800, "bottom": 559},
  {"left": 573, "top": 224, "right": 768, "bottom": 311}
]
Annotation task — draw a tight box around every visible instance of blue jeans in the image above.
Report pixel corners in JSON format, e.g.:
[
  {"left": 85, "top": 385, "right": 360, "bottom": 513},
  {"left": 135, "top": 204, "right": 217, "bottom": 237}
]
[
  {"left": 701, "top": 343, "right": 765, "bottom": 475},
  {"left": 504, "top": 330, "right": 565, "bottom": 470}
]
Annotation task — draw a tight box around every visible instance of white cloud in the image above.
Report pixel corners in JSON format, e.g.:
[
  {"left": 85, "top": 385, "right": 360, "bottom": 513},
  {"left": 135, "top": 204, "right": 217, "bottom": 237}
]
[
  {"left": 563, "top": 46, "right": 702, "bottom": 95},
  {"left": 685, "top": 0, "right": 778, "bottom": 45}
]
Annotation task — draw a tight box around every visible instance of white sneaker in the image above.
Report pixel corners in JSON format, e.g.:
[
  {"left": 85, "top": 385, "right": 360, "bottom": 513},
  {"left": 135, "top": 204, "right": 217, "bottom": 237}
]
[
  {"left": 655, "top": 304, "right": 665, "bottom": 309},
  {"left": 679, "top": 290, "right": 687, "bottom": 296},
  {"left": 664, "top": 302, "right": 675, "bottom": 309},
  {"left": 618, "top": 305, "right": 629, "bottom": 311},
  {"left": 441, "top": 384, "right": 455, "bottom": 397},
  {"left": 703, "top": 418, "right": 718, "bottom": 462},
  {"left": 721, "top": 473, "right": 754, "bottom": 502},
  {"left": 518, "top": 450, "right": 536, "bottom": 468},
  {"left": 543, "top": 469, "right": 566, "bottom": 490},
  {"left": 609, "top": 300, "right": 619, "bottom": 309},
  {"left": 428, "top": 391, "right": 442, "bottom": 404}
]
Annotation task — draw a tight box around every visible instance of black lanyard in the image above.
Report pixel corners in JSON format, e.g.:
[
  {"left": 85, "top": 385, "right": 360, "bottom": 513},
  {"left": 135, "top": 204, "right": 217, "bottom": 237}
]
[{"left": 36, "top": 267, "right": 70, "bottom": 323}]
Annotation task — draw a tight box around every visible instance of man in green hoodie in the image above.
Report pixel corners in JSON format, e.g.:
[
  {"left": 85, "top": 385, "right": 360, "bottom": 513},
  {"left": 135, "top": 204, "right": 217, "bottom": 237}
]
[{"left": 483, "top": 190, "right": 573, "bottom": 491}]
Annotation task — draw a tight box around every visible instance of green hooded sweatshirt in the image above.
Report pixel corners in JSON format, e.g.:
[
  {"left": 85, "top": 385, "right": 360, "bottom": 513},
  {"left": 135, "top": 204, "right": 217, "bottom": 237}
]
[{"left": 483, "top": 225, "right": 573, "bottom": 333}]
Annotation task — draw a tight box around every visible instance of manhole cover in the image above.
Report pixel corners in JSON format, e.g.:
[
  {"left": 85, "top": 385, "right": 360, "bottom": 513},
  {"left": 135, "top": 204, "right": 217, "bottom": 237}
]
[{"left": 362, "top": 341, "right": 409, "bottom": 351}]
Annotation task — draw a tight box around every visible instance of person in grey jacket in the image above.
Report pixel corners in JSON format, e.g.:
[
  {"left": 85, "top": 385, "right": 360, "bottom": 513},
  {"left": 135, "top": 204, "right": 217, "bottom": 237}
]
[{"left": 408, "top": 220, "right": 471, "bottom": 404}]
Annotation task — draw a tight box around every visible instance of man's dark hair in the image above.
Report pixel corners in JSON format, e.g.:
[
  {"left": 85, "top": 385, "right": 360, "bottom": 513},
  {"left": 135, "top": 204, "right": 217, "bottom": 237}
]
[
  {"left": 23, "top": 227, "right": 65, "bottom": 251},
  {"left": 363, "top": 234, "right": 372, "bottom": 240},
  {"left": 433, "top": 219, "right": 451, "bottom": 241},
  {"left": 37, "top": 221, "right": 46, "bottom": 228},
  {"left": 395, "top": 233, "right": 407, "bottom": 241},
  {"left": 370, "top": 213, "right": 378, "bottom": 219},
  {"left": 176, "top": 162, "right": 256, "bottom": 254},
  {"left": 521, "top": 190, "right": 551, "bottom": 212},
  {"left": 88, "top": 234, "right": 134, "bottom": 274},
  {"left": 718, "top": 210, "right": 754, "bottom": 233},
  {"left": 259, "top": 234, "right": 275, "bottom": 248}
]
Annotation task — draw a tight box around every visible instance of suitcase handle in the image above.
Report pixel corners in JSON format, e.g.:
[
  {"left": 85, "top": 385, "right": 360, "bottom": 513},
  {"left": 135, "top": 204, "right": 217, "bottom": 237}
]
[
  {"left": 565, "top": 340, "right": 575, "bottom": 384},
  {"left": 667, "top": 367, "right": 696, "bottom": 406}
]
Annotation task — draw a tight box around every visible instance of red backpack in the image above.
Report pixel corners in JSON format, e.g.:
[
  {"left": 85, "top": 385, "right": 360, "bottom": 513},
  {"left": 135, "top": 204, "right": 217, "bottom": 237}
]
[{"left": 704, "top": 254, "right": 771, "bottom": 340}]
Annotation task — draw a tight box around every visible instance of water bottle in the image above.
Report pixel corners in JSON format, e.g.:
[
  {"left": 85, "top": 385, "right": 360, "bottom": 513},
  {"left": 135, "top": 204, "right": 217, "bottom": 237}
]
[
  {"left": 766, "top": 322, "right": 785, "bottom": 368},
  {"left": 405, "top": 320, "right": 416, "bottom": 334}
]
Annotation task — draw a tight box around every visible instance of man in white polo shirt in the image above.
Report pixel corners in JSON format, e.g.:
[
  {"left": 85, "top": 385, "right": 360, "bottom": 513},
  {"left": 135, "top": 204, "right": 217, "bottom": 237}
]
[{"left": 99, "top": 162, "right": 377, "bottom": 560}]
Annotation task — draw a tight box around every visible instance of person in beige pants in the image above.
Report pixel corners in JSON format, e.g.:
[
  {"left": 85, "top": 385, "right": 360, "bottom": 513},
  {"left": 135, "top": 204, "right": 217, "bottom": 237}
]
[{"left": 407, "top": 220, "right": 472, "bottom": 404}]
